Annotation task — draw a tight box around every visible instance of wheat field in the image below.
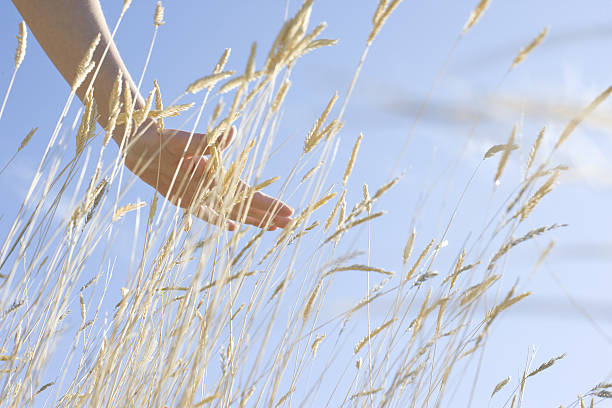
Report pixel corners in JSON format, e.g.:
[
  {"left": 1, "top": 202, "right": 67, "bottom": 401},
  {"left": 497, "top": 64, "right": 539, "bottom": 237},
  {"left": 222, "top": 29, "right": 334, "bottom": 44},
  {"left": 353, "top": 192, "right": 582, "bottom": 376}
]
[{"left": 0, "top": 1, "right": 611, "bottom": 407}]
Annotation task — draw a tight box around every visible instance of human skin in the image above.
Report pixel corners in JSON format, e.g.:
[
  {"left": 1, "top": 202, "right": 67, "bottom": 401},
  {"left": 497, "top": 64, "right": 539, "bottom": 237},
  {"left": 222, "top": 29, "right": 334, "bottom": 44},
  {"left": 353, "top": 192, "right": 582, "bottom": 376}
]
[{"left": 11, "top": 0, "right": 293, "bottom": 231}]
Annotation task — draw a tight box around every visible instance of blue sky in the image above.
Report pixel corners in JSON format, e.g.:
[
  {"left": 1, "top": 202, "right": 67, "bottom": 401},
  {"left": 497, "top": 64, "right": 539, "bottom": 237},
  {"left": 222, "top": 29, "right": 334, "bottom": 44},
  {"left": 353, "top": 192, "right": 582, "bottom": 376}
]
[{"left": 1, "top": 0, "right": 612, "bottom": 406}]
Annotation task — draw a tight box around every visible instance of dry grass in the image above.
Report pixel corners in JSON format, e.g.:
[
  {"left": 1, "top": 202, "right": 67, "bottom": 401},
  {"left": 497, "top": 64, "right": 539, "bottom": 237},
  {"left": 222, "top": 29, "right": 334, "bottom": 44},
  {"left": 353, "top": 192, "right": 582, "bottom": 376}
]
[{"left": 0, "top": 1, "right": 609, "bottom": 407}]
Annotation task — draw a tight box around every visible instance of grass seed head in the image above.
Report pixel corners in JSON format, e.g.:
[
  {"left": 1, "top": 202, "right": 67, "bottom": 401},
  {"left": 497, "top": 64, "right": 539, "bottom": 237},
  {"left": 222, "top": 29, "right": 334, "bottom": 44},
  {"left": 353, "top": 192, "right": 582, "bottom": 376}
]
[
  {"left": 511, "top": 27, "right": 548, "bottom": 70},
  {"left": 462, "top": 0, "right": 491, "bottom": 34},
  {"left": 73, "top": 33, "right": 101, "bottom": 91},
  {"left": 154, "top": 1, "right": 165, "bottom": 26},
  {"left": 15, "top": 21, "right": 27, "bottom": 69}
]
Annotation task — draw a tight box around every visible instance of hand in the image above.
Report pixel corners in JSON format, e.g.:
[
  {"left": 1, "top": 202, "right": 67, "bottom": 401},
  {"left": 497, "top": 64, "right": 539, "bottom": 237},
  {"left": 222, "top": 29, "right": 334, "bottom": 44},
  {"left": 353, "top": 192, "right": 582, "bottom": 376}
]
[{"left": 121, "top": 124, "right": 293, "bottom": 231}]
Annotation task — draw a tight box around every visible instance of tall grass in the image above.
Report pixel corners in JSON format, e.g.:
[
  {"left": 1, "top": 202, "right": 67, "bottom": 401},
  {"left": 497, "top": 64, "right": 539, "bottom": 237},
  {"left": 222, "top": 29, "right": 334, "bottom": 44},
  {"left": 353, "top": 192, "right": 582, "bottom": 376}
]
[{"left": 0, "top": 1, "right": 610, "bottom": 407}]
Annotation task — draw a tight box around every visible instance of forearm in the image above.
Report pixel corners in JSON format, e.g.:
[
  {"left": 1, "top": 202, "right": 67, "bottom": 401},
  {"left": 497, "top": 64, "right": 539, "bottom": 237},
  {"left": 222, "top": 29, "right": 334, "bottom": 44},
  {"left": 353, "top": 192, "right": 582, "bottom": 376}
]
[{"left": 11, "top": 0, "right": 147, "bottom": 141}]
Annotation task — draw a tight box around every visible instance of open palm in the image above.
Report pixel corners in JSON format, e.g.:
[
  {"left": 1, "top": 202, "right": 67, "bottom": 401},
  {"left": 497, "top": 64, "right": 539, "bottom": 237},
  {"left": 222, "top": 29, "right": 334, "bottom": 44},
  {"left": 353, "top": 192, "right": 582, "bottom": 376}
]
[{"left": 122, "top": 125, "right": 293, "bottom": 231}]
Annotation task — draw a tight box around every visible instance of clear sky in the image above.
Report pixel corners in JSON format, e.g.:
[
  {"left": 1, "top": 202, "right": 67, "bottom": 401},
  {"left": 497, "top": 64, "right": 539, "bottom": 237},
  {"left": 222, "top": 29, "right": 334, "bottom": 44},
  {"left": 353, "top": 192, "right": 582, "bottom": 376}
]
[{"left": 1, "top": 1, "right": 612, "bottom": 406}]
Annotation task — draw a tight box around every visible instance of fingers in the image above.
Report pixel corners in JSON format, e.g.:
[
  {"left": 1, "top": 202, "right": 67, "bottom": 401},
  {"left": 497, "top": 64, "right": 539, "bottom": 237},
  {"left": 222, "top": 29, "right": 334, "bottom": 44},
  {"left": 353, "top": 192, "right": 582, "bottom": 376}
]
[
  {"left": 173, "top": 163, "right": 291, "bottom": 231},
  {"left": 234, "top": 179, "right": 293, "bottom": 217},
  {"left": 165, "top": 126, "right": 235, "bottom": 158},
  {"left": 251, "top": 191, "right": 294, "bottom": 217},
  {"left": 158, "top": 125, "right": 294, "bottom": 232},
  {"left": 229, "top": 204, "right": 292, "bottom": 229},
  {"left": 180, "top": 187, "right": 291, "bottom": 231},
  {"left": 225, "top": 181, "right": 293, "bottom": 230},
  {"left": 194, "top": 206, "right": 238, "bottom": 231},
  {"left": 193, "top": 199, "right": 285, "bottom": 231}
]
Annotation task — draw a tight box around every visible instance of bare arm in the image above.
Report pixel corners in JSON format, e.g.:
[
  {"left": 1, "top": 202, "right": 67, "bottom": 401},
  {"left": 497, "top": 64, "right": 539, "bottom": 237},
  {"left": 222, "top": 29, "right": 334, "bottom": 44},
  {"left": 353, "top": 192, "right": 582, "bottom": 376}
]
[
  {"left": 11, "top": 0, "right": 143, "bottom": 135},
  {"left": 11, "top": 0, "right": 293, "bottom": 230}
]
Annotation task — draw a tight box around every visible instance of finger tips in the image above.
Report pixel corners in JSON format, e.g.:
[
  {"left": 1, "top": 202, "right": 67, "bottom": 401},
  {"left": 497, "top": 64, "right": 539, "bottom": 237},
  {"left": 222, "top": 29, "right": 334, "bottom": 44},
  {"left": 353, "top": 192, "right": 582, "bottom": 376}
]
[
  {"left": 271, "top": 215, "right": 292, "bottom": 228},
  {"left": 254, "top": 213, "right": 292, "bottom": 229},
  {"left": 252, "top": 191, "right": 293, "bottom": 217},
  {"left": 227, "top": 204, "right": 291, "bottom": 230},
  {"left": 278, "top": 205, "right": 294, "bottom": 217}
]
